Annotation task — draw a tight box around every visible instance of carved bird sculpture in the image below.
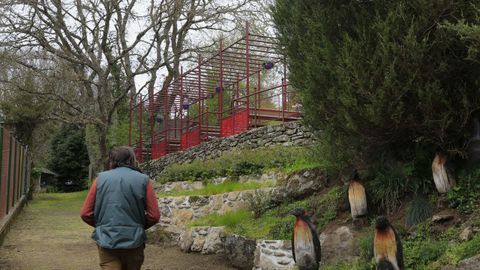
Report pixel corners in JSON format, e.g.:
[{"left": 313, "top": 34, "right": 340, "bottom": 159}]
[
  {"left": 432, "top": 151, "right": 455, "bottom": 193},
  {"left": 290, "top": 207, "right": 321, "bottom": 270},
  {"left": 348, "top": 169, "right": 368, "bottom": 219},
  {"left": 374, "top": 216, "right": 404, "bottom": 270}
]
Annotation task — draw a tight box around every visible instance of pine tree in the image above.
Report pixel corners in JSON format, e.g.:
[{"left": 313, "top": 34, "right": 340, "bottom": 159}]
[
  {"left": 273, "top": 0, "right": 480, "bottom": 176},
  {"left": 48, "top": 125, "right": 90, "bottom": 191}
]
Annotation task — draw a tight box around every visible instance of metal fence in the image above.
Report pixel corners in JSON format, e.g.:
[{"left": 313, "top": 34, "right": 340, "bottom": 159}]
[{"left": 0, "top": 126, "right": 31, "bottom": 221}]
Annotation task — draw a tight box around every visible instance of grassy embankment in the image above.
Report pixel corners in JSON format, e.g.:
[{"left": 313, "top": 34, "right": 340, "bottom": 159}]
[
  {"left": 156, "top": 145, "right": 319, "bottom": 198},
  {"left": 157, "top": 144, "right": 480, "bottom": 269}
]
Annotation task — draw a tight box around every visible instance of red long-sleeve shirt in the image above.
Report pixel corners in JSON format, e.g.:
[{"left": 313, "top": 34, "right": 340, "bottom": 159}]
[{"left": 80, "top": 179, "right": 160, "bottom": 229}]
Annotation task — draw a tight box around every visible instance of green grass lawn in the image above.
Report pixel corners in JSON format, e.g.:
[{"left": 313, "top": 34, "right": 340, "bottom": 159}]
[
  {"left": 158, "top": 180, "right": 274, "bottom": 197},
  {"left": 26, "top": 191, "right": 90, "bottom": 232},
  {"left": 31, "top": 191, "right": 88, "bottom": 209}
]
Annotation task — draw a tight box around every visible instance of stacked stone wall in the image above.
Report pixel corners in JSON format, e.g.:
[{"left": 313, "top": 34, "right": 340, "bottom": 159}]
[{"left": 142, "top": 121, "right": 314, "bottom": 177}]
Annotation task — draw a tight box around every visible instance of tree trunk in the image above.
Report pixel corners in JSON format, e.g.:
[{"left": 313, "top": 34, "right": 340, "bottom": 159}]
[
  {"left": 85, "top": 125, "right": 100, "bottom": 178},
  {"left": 96, "top": 123, "right": 109, "bottom": 172}
]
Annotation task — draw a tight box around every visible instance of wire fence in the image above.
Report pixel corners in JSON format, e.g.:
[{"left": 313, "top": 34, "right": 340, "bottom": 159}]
[{"left": 0, "top": 126, "right": 32, "bottom": 221}]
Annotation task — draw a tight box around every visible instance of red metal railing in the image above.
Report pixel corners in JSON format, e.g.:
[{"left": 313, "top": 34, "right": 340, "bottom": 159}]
[
  {"left": 220, "top": 108, "right": 249, "bottom": 137},
  {"left": 181, "top": 127, "right": 201, "bottom": 150},
  {"left": 130, "top": 22, "right": 302, "bottom": 162}
]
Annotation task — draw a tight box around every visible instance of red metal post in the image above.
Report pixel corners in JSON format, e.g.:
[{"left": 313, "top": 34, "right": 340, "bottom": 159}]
[
  {"left": 233, "top": 73, "right": 239, "bottom": 133},
  {"left": 206, "top": 107, "right": 209, "bottom": 141},
  {"left": 236, "top": 73, "right": 240, "bottom": 106},
  {"left": 198, "top": 55, "right": 202, "bottom": 136},
  {"left": 256, "top": 64, "right": 261, "bottom": 127},
  {"left": 164, "top": 87, "right": 168, "bottom": 144},
  {"left": 174, "top": 106, "right": 177, "bottom": 139},
  {"left": 245, "top": 22, "right": 250, "bottom": 128},
  {"left": 139, "top": 94, "right": 143, "bottom": 160},
  {"left": 129, "top": 94, "right": 132, "bottom": 146},
  {"left": 219, "top": 39, "right": 223, "bottom": 126},
  {"left": 149, "top": 88, "right": 154, "bottom": 152},
  {"left": 282, "top": 56, "right": 287, "bottom": 122},
  {"left": 186, "top": 105, "right": 189, "bottom": 146},
  {"left": 180, "top": 66, "right": 184, "bottom": 137}
]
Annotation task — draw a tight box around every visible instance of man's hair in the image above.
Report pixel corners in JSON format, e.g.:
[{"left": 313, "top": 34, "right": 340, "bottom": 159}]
[{"left": 109, "top": 146, "right": 137, "bottom": 169}]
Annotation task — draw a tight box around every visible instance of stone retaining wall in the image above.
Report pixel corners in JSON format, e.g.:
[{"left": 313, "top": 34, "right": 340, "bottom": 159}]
[
  {"left": 175, "top": 226, "right": 358, "bottom": 270},
  {"left": 253, "top": 240, "right": 295, "bottom": 270},
  {"left": 158, "top": 188, "right": 274, "bottom": 234},
  {"left": 142, "top": 121, "right": 315, "bottom": 178},
  {"left": 155, "top": 172, "right": 284, "bottom": 193},
  {"left": 179, "top": 226, "right": 226, "bottom": 255}
]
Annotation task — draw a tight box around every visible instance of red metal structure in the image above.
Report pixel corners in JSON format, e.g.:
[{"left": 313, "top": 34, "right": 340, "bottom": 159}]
[{"left": 130, "top": 23, "right": 301, "bottom": 162}]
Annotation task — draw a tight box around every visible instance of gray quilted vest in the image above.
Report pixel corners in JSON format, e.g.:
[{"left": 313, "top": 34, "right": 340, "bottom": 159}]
[{"left": 92, "top": 167, "right": 149, "bottom": 249}]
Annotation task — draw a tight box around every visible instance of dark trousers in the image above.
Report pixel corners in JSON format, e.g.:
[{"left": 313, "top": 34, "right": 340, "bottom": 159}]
[{"left": 97, "top": 244, "right": 145, "bottom": 270}]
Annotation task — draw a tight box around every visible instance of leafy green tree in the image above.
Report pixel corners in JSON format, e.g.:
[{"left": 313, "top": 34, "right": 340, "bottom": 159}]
[
  {"left": 0, "top": 71, "right": 52, "bottom": 146},
  {"left": 48, "top": 125, "right": 89, "bottom": 191},
  {"left": 273, "top": 0, "right": 480, "bottom": 173}
]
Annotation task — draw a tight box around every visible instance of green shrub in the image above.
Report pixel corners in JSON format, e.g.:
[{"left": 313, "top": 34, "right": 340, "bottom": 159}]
[
  {"left": 358, "top": 233, "right": 374, "bottom": 261},
  {"left": 443, "top": 233, "right": 480, "bottom": 264},
  {"left": 404, "top": 240, "right": 448, "bottom": 268},
  {"left": 367, "top": 161, "right": 411, "bottom": 213},
  {"left": 159, "top": 145, "right": 315, "bottom": 183},
  {"left": 438, "top": 226, "right": 461, "bottom": 242},
  {"left": 427, "top": 233, "right": 480, "bottom": 268},
  {"left": 273, "top": 0, "right": 480, "bottom": 187},
  {"left": 310, "top": 129, "right": 352, "bottom": 174},
  {"left": 447, "top": 167, "right": 480, "bottom": 214},
  {"left": 308, "top": 186, "right": 342, "bottom": 229},
  {"left": 268, "top": 220, "right": 293, "bottom": 240},
  {"left": 230, "top": 161, "right": 263, "bottom": 177},
  {"left": 244, "top": 189, "right": 275, "bottom": 218},
  {"left": 406, "top": 196, "right": 434, "bottom": 226}
]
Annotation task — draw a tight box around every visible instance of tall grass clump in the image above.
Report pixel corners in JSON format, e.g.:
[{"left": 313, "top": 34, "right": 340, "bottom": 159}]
[
  {"left": 406, "top": 196, "right": 434, "bottom": 226},
  {"left": 367, "top": 156, "right": 432, "bottom": 214}
]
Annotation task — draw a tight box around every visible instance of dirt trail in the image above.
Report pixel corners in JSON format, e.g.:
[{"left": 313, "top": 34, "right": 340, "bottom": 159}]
[{"left": 0, "top": 192, "right": 235, "bottom": 270}]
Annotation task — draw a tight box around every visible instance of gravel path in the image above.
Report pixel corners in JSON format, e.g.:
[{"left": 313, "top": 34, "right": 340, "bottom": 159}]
[{"left": 0, "top": 192, "right": 235, "bottom": 270}]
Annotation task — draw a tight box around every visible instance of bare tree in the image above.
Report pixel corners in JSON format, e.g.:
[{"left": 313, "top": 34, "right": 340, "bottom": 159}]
[{"left": 0, "top": 0, "right": 265, "bottom": 171}]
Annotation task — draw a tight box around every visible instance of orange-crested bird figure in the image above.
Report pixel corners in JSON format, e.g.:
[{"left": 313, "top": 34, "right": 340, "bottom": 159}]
[
  {"left": 432, "top": 151, "right": 455, "bottom": 193},
  {"left": 374, "top": 216, "right": 404, "bottom": 270},
  {"left": 348, "top": 169, "right": 367, "bottom": 219},
  {"left": 290, "top": 208, "right": 321, "bottom": 270}
]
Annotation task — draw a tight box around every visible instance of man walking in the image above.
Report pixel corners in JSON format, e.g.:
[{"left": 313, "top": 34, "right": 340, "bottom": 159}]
[{"left": 81, "top": 146, "right": 160, "bottom": 270}]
